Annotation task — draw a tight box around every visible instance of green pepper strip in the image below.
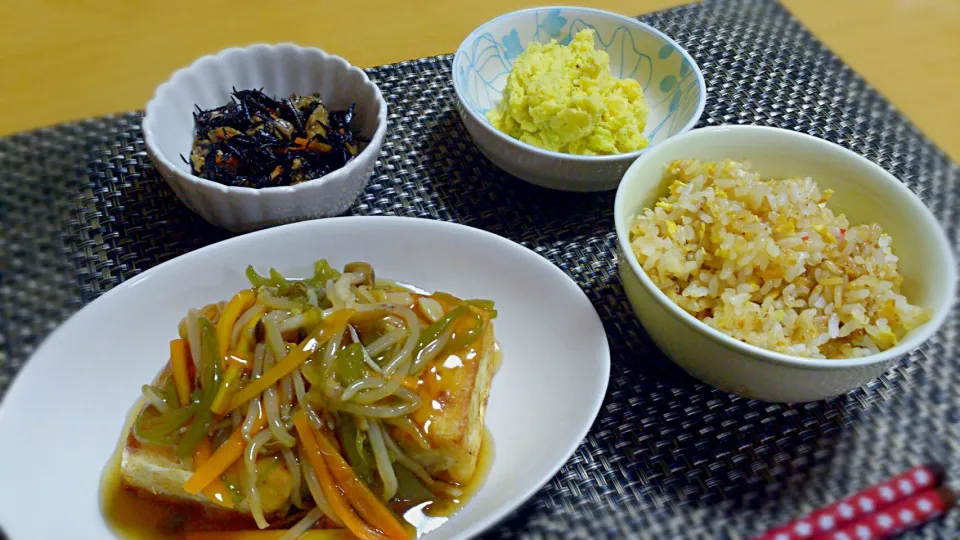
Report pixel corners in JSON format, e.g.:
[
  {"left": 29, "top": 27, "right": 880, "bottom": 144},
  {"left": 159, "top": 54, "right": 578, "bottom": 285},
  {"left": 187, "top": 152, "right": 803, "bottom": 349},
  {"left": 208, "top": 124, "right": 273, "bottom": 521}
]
[
  {"left": 245, "top": 265, "right": 271, "bottom": 288},
  {"left": 174, "top": 318, "right": 221, "bottom": 458},
  {"left": 415, "top": 305, "right": 468, "bottom": 357},
  {"left": 301, "top": 356, "right": 324, "bottom": 387},
  {"left": 465, "top": 299, "right": 495, "bottom": 310},
  {"left": 160, "top": 378, "right": 179, "bottom": 405},
  {"left": 301, "top": 259, "right": 341, "bottom": 288},
  {"left": 132, "top": 427, "right": 176, "bottom": 448},
  {"left": 134, "top": 401, "right": 198, "bottom": 446},
  {"left": 334, "top": 343, "right": 366, "bottom": 386},
  {"left": 337, "top": 415, "right": 375, "bottom": 485},
  {"left": 246, "top": 265, "right": 299, "bottom": 295},
  {"left": 466, "top": 299, "right": 498, "bottom": 318},
  {"left": 394, "top": 464, "right": 434, "bottom": 504},
  {"left": 269, "top": 268, "right": 292, "bottom": 295},
  {"left": 133, "top": 425, "right": 176, "bottom": 447},
  {"left": 445, "top": 311, "right": 485, "bottom": 353},
  {"left": 313, "top": 259, "right": 341, "bottom": 283}
]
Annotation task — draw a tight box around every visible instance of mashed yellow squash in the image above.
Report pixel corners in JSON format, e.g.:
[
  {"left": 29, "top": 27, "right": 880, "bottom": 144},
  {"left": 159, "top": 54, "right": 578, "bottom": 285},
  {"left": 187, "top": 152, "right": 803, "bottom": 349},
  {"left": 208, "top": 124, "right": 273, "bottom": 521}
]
[{"left": 487, "top": 29, "right": 650, "bottom": 155}]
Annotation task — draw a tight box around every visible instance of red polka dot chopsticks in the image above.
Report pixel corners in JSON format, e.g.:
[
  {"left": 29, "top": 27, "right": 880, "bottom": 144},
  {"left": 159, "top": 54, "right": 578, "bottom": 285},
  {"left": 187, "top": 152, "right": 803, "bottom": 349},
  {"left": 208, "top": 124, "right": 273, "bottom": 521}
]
[{"left": 755, "top": 464, "right": 957, "bottom": 540}]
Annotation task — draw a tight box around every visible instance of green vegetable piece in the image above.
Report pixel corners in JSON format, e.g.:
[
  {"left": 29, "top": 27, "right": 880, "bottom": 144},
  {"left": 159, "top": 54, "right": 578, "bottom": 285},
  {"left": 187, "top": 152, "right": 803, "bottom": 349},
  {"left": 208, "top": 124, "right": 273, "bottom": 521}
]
[
  {"left": 445, "top": 312, "right": 485, "bottom": 352},
  {"left": 465, "top": 299, "right": 495, "bottom": 310},
  {"left": 245, "top": 265, "right": 271, "bottom": 288},
  {"left": 301, "top": 357, "right": 324, "bottom": 387},
  {"left": 269, "top": 268, "right": 292, "bottom": 294},
  {"left": 160, "top": 378, "right": 179, "bottom": 406},
  {"left": 133, "top": 425, "right": 176, "bottom": 447},
  {"left": 335, "top": 343, "right": 366, "bottom": 386},
  {"left": 337, "top": 416, "right": 375, "bottom": 485},
  {"left": 466, "top": 299, "right": 497, "bottom": 319},
  {"left": 415, "top": 305, "right": 468, "bottom": 357},
  {"left": 198, "top": 319, "right": 221, "bottom": 401},
  {"left": 134, "top": 383, "right": 201, "bottom": 447},
  {"left": 173, "top": 394, "right": 214, "bottom": 456},
  {"left": 394, "top": 464, "right": 434, "bottom": 504},
  {"left": 220, "top": 469, "right": 246, "bottom": 506},
  {"left": 313, "top": 259, "right": 341, "bottom": 284},
  {"left": 174, "top": 319, "right": 221, "bottom": 458},
  {"left": 134, "top": 404, "right": 196, "bottom": 446}
]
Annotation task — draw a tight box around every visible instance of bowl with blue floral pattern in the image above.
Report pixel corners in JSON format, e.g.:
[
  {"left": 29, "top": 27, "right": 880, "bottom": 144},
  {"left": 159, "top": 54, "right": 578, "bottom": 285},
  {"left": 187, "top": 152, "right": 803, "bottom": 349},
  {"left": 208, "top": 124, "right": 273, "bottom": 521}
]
[{"left": 452, "top": 6, "right": 706, "bottom": 191}]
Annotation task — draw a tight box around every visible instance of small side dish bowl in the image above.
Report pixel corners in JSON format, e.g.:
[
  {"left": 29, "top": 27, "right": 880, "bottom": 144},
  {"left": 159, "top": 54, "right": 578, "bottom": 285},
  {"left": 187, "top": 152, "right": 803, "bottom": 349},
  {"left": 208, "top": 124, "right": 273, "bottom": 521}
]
[
  {"left": 614, "top": 126, "right": 957, "bottom": 403},
  {"left": 143, "top": 43, "right": 388, "bottom": 232},
  {"left": 452, "top": 6, "right": 706, "bottom": 192}
]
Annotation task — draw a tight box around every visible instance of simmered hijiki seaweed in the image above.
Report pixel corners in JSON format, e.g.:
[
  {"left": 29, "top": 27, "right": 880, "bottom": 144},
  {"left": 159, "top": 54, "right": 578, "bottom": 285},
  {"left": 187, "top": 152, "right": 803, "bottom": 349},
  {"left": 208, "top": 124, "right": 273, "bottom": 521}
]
[{"left": 183, "top": 88, "right": 367, "bottom": 188}]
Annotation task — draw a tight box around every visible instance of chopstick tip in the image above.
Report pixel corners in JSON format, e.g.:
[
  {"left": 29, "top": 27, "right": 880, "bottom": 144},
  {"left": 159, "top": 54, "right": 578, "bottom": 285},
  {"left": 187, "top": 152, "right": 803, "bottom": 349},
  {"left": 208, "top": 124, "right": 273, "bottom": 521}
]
[{"left": 937, "top": 484, "right": 957, "bottom": 509}]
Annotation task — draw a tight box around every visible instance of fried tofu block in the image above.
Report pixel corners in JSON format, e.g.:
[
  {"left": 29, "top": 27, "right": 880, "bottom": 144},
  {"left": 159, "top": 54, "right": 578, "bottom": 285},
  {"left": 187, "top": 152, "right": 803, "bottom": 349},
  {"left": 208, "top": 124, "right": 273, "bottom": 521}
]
[
  {"left": 119, "top": 311, "right": 498, "bottom": 516},
  {"left": 118, "top": 377, "right": 291, "bottom": 518},
  {"left": 121, "top": 433, "right": 292, "bottom": 517},
  {"left": 399, "top": 323, "right": 498, "bottom": 484},
  {"left": 121, "top": 441, "right": 221, "bottom": 509}
]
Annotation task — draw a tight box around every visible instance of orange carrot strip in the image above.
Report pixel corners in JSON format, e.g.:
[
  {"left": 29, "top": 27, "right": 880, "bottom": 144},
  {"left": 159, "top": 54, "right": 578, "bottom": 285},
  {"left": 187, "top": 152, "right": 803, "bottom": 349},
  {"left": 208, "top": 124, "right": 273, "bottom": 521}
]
[
  {"left": 214, "top": 154, "right": 239, "bottom": 167},
  {"left": 292, "top": 137, "right": 333, "bottom": 152},
  {"left": 293, "top": 411, "right": 389, "bottom": 540},
  {"left": 226, "top": 310, "right": 353, "bottom": 412},
  {"left": 184, "top": 402, "right": 266, "bottom": 495},
  {"left": 170, "top": 339, "right": 192, "bottom": 407},
  {"left": 313, "top": 426, "right": 410, "bottom": 539},
  {"left": 193, "top": 438, "right": 235, "bottom": 508},
  {"left": 216, "top": 289, "right": 257, "bottom": 367},
  {"left": 185, "top": 530, "right": 353, "bottom": 540},
  {"left": 210, "top": 362, "right": 245, "bottom": 415}
]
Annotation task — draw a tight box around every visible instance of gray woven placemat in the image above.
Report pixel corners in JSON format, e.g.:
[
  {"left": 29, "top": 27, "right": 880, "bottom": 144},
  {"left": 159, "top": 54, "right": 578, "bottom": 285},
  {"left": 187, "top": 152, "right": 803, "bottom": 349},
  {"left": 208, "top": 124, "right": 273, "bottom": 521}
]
[{"left": 1, "top": 0, "right": 957, "bottom": 538}]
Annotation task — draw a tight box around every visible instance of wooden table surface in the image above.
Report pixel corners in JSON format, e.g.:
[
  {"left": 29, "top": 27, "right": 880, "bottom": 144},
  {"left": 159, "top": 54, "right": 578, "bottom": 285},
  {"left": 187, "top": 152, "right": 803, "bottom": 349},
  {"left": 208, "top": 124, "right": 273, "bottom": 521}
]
[{"left": 1, "top": 0, "right": 958, "bottom": 161}]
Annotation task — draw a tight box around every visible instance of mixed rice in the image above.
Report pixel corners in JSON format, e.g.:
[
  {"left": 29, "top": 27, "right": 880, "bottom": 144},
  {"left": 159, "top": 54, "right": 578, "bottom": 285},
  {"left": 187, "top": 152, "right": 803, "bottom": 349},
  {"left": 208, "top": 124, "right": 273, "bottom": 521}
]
[{"left": 627, "top": 159, "right": 930, "bottom": 359}]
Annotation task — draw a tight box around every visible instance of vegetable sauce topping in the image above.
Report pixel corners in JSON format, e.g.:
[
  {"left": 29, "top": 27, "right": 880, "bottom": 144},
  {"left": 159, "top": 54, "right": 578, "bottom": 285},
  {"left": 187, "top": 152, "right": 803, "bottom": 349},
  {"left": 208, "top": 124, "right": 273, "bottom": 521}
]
[{"left": 103, "top": 260, "right": 500, "bottom": 539}]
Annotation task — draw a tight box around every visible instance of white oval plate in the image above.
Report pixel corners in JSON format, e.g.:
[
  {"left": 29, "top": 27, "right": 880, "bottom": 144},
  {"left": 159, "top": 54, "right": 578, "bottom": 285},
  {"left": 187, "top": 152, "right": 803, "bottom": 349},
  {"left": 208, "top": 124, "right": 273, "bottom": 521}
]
[{"left": 0, "top": 216, "right": 610, "bottom": 539}]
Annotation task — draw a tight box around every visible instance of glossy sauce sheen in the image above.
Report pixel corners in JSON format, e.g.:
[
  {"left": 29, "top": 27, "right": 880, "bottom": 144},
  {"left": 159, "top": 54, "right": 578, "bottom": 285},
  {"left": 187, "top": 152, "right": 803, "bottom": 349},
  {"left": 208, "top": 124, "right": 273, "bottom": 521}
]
[
  {"left": 412, "top": 314, "right": 486, "bottom": 432},
  {"left": 101, "top": 285, "right": 497, "bottom": 538},
  {"left": 101, "top": 425, "right": 494, "bottom": 538}
]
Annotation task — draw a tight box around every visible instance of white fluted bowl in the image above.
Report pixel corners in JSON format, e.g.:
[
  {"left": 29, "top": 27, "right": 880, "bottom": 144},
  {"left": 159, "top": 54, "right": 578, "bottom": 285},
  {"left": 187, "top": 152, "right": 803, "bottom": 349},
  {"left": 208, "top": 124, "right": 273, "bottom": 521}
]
[{"left": 143, "top": 43, "right": 388, "bottom": 232}]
